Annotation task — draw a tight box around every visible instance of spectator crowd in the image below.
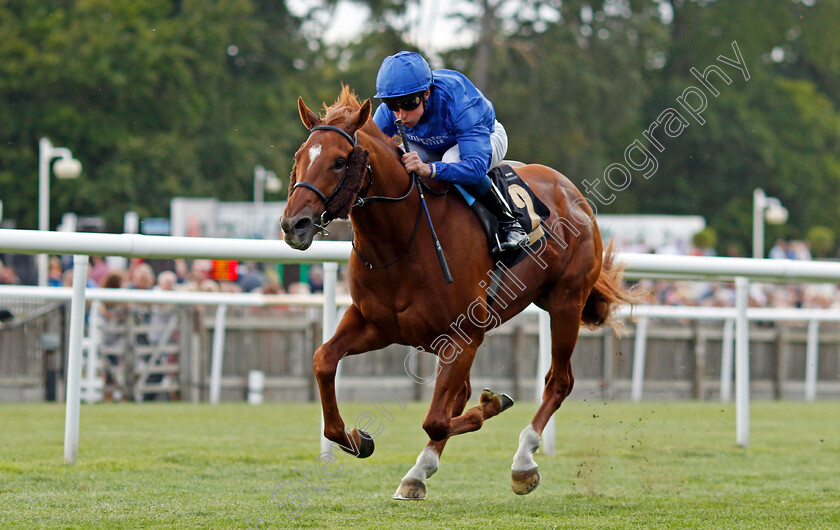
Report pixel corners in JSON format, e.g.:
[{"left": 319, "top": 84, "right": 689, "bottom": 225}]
[
  {"left": 0, "top": 255, "right": 339, "bottom": 296},
  {"left": 625, "top": 237, "right": 837, "bottom": 309}
]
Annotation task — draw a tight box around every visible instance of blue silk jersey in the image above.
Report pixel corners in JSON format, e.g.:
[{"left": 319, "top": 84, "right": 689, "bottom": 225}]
[{"left": 373, "top": 69, "right": 496, "bottom": 187}]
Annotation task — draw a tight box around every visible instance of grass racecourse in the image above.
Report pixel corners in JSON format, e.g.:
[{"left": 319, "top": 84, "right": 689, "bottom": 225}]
[{"left": 0, "top": 400, "right": 838, "bottom": 529}]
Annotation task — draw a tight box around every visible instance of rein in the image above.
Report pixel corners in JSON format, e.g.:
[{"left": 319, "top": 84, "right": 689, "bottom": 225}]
[
  {"left": 351, "top": 140, "right": 423, "bottom": 269},
  {"left": 352, "top": 197, "right": 424, "bottom": 269},
  {"left": 354, "top": 166, "right": 416, "bottom": 207}
]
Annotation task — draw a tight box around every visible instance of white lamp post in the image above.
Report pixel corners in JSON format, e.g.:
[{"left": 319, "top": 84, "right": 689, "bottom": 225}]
[
  {"left": 253, "top": 164, "right": 280, "bottom": 204},
  {"left": 38, "top": 138, "right": 82, "bottom": 286},
  {"left": 752, "top": 188, "right": 788, "bottom": 259}
]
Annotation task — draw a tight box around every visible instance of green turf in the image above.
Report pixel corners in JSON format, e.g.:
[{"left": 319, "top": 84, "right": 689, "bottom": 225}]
[{"left": 0, "top": 399, "right": 837, "bottom": 529}]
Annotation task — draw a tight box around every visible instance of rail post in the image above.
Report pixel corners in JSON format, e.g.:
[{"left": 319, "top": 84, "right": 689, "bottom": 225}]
[
  {"left": 320, "top": 262, "right": 339, "bottom": 456},
  {"left": 805, "top": 320, "right": 819, "bottom": 402},
  {"left": 735, "top": 276, "right": 750, "bottom": 448},
  {"left": 209, "top": 305, "right": 228, "bottom": 405},
  {"left": 64, "top": 254, "right": 89, "bottom": 465},
  {"left": 720, "top": 318, "right": 735, "bottom": 402},
  {"left": 631, "top": 317, "right": 649, "bottom": 402}
]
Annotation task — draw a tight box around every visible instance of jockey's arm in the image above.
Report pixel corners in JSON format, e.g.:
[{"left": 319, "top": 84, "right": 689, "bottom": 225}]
[
  {"left": 371, "top": 98, "right": 493, "bottom": 185},
  {"left": 429, "top": 120, "right": 492, "bottom": 186}
]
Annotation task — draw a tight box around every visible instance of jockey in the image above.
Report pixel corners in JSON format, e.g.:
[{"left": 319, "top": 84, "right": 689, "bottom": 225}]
[{"left": 372, "top": 51, "right": 529, "bottom": 253}]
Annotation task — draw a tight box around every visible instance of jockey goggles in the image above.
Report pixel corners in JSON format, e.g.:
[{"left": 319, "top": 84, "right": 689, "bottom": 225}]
[{"left": 384, "top": 92, "right": 425, "bottom": 112}]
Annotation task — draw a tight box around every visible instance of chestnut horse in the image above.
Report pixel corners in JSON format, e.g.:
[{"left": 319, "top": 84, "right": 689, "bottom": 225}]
[{"left": 281, "top": 87, "right": 635, "bottom": 499}]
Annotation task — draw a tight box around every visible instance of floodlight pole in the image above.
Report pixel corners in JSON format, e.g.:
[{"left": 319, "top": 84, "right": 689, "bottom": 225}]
[
  {"left": 752, "top": 188, "right": 788, "bottom": 259},
  {"left": 254, "top": 165, "right": 280, "bottom": 204},
  {"left": 38, "top": 138, "right": 81, "bottom": 285}
]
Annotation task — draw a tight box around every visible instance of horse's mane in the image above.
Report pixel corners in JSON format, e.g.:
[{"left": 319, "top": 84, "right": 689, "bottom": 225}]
[
  {"left": 323, "top": 85, "right": 363, "bottom": 126},
  {"left": 287, "top": 85, "right": 404, "bottom": 216},
  {"left": 321, "top": 85, "right": 398, "bottom": 150}
]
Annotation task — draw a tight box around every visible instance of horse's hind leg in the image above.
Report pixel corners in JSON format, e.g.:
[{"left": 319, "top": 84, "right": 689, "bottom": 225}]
[
  {"left": 393, "top": 380, "right": 471, "bottom": 500},
  {"left": 511, "top": 301, "right": 583, "bottom": 495},
  {"left": 447, "top": 387, "right": 514, "bottom": 435},
  {"left": 422, "top": 339, "right": 516, "bottom": 442},
  {"left": 394, "top": 343, "right": 516, "bottom": 500}
]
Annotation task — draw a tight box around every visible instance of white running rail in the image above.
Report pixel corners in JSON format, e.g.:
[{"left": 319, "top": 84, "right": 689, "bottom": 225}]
[{"left": 2, "top": 227, "right": 840, "bottom": 461}]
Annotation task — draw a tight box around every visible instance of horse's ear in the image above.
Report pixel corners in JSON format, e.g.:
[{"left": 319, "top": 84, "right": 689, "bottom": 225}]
[
  {"left": 298, "top": 97, "right": 320, "bottom": 129},
  {"left": 351, "top": 99, "right": 372, "bottom": 132}
]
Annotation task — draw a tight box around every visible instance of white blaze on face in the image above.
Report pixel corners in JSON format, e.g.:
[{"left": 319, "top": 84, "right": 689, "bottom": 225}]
[{"left": 307, "top": 143, "right": 322, "bottom": 170}]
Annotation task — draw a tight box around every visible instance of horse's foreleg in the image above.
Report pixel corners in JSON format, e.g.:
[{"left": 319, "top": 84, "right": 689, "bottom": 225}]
[
  {"left": 512, "top": 301, "right": 583, "bottom": 495},
  {"left": 393, "top": 380, "right": 471, "bottom": 500},
  {"left": 314, "top": 305, "right": 390, "bottom": 458}
]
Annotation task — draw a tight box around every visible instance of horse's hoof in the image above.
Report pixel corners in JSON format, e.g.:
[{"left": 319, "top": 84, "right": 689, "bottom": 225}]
[
  {"left": 393, "top": 478, "right": 426, "bottom": 500},
  {"left": 481, "top": 388, "right": 515, "bottom": 412},
  {"left": 499, "top": 392, "right": 514, "bottom": 412},
  {"left": 511, "top": 467, "right": 540, "bottom": 495},
  {"left": 354, "top": 429, "right": 375, "bottom": 459},
  {"left": 336, "top": 429, "right": 375, "bottom": 458}
]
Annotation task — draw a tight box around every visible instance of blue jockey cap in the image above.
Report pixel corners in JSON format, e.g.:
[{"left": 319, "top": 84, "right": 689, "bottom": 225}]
[{"left": 374, "top": 51, "right": 433, "bottom": 99}]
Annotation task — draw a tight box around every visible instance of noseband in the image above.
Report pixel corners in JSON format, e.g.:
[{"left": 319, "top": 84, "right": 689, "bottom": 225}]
[{"left": 290, "top": 125, "right": 361, "bottom": 233}]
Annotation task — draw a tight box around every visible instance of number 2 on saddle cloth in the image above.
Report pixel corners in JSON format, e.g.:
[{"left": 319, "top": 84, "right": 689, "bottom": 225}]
[{"left": 458, "top": 164, "right": 551, "bottom": 269}]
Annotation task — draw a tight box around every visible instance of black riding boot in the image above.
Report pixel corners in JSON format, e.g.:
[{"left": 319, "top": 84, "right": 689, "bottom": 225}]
[{"left": 476, "top": 183, "right": 529, "bottom": 252}]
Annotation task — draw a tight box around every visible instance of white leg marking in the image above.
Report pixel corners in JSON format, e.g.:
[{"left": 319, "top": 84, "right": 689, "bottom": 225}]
[
  {"left": 307, "top": 143, "right": 322, "bottom": 170},
  {"left": 402, "top": 446, "right": 439, "bottom": 482},
  {"left": 511, "top": 424, "right": 541, "bottom": 472}
]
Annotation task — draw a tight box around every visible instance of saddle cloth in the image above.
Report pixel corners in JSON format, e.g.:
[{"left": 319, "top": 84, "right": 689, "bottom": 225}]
[{"left": 456, "top": 164, "right": 551, "bottom": 268}]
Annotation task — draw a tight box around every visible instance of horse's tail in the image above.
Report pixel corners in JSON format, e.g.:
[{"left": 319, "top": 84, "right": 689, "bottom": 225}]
[{"left": 581, "top": 240, "right": 640, "bottom": 331}]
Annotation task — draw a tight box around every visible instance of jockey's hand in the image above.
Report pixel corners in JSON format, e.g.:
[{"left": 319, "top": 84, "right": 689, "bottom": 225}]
[{"left": 401, "top": 151, "right": 433, "bottom": 178}]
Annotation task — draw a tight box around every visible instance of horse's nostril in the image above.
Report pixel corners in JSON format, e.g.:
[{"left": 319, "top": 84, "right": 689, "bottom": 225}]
[
  {"left": 294, "top": 217, "right": 312, "bottom": 232},
  {"left": 280, "top": 217, "right": 293, "bottom": 233}
]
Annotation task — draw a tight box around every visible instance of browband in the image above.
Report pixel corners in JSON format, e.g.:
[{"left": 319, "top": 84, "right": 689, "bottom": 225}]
[{"left": 309, "top": 124, "right": 357, "bottom": 147}]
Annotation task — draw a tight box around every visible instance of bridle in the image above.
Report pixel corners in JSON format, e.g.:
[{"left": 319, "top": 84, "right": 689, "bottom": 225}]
[
  {"left": 290, "top": 123, "right": 446, "bottom": 270},
  {"left": 290, "top": 123, "right": 418, "bottom": 235},
  {"left": 290, "top": 125, "right": 361, "bottom": 233}
]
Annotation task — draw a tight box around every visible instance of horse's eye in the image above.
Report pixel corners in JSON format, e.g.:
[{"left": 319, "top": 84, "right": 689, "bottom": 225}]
[{"left": 334, "top": 159, "right": 346, "bottom": 170}]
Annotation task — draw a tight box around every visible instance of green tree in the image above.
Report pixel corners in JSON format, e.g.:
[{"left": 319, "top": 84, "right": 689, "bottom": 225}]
[
  {"left": 806, "top": 225, "right": 835, "bottom": 258},
  {"left": 3, "top": 0, "right": 840, "bottom": 261},
  {"left": 444, "top": 0, "right": 669, "bottom": 207},
  {"left": 628, "top": 0, "right": 840, "bottom": 254},
  {"left": 692, "top": 227, "right": 717, "bottom": 251},
  {"left": 0, "top": 0, "right": 310, "bottom": 230}
]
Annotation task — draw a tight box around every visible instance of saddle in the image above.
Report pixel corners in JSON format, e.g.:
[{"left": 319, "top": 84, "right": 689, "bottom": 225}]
[{"left": 463, "top": 164, "right": 551, "bottom": 268}]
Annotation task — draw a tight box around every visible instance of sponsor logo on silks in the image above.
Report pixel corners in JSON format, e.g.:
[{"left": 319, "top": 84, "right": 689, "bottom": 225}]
[{"left": 408, "top": 133, "right": 452, "bottom": 148}]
